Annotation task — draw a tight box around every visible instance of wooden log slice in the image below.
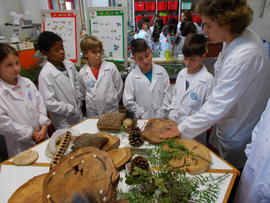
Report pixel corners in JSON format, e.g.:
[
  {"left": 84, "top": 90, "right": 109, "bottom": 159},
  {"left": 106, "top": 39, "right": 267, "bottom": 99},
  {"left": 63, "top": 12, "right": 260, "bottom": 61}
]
[
  {"left": 13, "top": 150, "right": 39, "bottom": 166},
  {"left": 96, "top": 132, "right": 120, "bottom": 151},
  {"left": 43, "top": 147, "right": 119, "bottom": 203},
  {"left": 164, "top": 139, "right": 212, "bottom": 175},
  {"left": 97, "top": 113, "right": 126, "bottom": 130},
  {"left": 107, "top": 147, "right": 132, "bottom": 169},
  {"left": 8, "top": 173, "right": 47, "bottom": 203},
  {"left": 141, "top": 119, "right": 178, "bottom": 144}
]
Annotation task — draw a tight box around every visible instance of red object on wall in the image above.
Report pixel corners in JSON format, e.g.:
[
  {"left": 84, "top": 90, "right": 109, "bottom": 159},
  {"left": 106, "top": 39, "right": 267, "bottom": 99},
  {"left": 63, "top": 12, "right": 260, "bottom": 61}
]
[
  {"left": 157, "top": 1, "right": 168, "bottom": 11},
  {"left": 18, "top": 49, "right": 38, "bottom": 70},
  {"left": 135, "top": 2, "right": 145, "bottom": 11},
  {"left": 145, "top": 2, "right": 156, "bottom": 11},
  {"left": 192, "top": 14, "right": 202, "bottom": 24},
  {"left": 135, "top": 16, "right": 144, "bottom": 23},
  {"left": 168, "top": 1, "right": 179, "bottom": 10},
  {"left": 160, "top": 16, "right": 168, "bottom": 24},
  {"left": 168, "top": 15, "right": 178, "bottom": 21}
]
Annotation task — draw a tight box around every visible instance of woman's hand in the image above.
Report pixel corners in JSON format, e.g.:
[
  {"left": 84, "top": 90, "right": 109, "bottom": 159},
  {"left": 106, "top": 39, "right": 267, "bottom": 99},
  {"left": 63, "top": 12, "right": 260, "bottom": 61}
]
[{"left": 160, "top": 125, "right": 181, "bottom": 139}]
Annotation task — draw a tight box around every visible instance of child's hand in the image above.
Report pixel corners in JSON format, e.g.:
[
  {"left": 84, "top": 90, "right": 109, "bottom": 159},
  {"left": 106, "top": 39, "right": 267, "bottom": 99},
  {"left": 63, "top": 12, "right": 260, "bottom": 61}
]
[
  {"left": 160, "top": 125, "right": 181, "bottom": 139},
  {"left": 32, "top": 130, "right": 39, "bottom": 143},
  {"left": 36, "top": 125, "right": 47, "bottom": 143}
]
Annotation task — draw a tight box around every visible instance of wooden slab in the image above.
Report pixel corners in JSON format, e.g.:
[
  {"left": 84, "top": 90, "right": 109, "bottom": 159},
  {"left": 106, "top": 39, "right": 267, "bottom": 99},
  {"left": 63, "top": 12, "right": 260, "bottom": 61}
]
[
  {"left": 13, "top": 150, "right": 39, "bottom": 166},
  {"left": 164, "top": 139, "right": 212, "bottom": 175},
  {"left": 142, "top": 119, "right": 178, "bottom": 144},
  {"left": 97, "top": 113, "right": 126, "bottom": 130},
  {"left": 43, "top": 147, "right": 119, "bottom": 203},
  {"left": 97, "top": 132, "right": 120, "bottom": 151},
  {"left": 8, "top": 173, "right": 47, "bottom": 203},
  {"left": 107, "top": 147, "right": 132, "bottom": 169}
]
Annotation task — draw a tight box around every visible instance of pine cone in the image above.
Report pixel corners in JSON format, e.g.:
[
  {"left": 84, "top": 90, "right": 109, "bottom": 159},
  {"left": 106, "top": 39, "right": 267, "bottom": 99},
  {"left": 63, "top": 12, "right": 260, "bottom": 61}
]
[
  {"left": 130, "top": 156, "right": 149, "bottom": 173},
  {"left": 128, "top": 127, "right": 144, "bottom": 147}
]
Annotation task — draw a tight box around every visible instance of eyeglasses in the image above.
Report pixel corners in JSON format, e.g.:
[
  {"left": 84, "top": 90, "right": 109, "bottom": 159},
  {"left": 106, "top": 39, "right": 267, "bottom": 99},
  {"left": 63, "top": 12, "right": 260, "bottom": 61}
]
[{"left": 90, "top": 50, "right": 104, "bottom": 55}]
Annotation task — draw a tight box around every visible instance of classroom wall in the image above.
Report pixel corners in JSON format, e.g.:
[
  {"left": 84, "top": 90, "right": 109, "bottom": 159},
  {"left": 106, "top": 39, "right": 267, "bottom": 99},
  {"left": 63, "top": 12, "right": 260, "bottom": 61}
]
[
  {"left": 20, "top": 0, "right": 48, "bottom": 23},
  {"left": 248, "top": 0, "right": 270, "bottom": 41},
  {"left": 1, "top": 0, "right": 270, "bottom": 41},
  {"left": 0, "top": 0, "right": 22, "bottom": 24}
]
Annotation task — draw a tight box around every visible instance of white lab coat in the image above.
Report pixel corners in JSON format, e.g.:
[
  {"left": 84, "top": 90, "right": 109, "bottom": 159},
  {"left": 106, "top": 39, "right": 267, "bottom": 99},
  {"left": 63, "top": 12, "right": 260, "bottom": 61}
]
[
  {"left": 0, "top": 76, "right": 50, "bottom": 157},
  {"left": 38, "top": 60, "right": 82, "bottom": 130},
  {"left": 178, "top": 28, "right": 270, "bottom": 168},
  {"left": 134, "top": 30, "right": 154, "bottom": 50},
  {"left": 123, "top": 63, "right": 171, "bottom": 119},
  {"left": 169, "top": 66, "right": 214, "bottom": 122},
  {"left": 234, "top": 98, "right": 270, "bottom": 203},
  {"left": 78, "top": 60, "right": 123, "bottom": 118},
  {"left": 169, "top": 67, "right": 214, "bottom": 144}
]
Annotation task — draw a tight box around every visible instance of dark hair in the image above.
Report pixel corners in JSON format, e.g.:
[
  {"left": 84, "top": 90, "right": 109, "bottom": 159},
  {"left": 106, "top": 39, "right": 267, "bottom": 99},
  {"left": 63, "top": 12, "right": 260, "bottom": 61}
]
[
  {"left": 167, "top": 17, "right": 178, "bottom": 26},
  {"left": 142, "top": 17, "right": 150, "bottom": 23},
  {"left": 180, "top": 21, "right": 197, "bottom": 37},
  {"left": 37, "top": 31, "right": 63, "bottom": 52},
  {"left": 0, "top": 43, "right": 18, "bottom": 63},
  {"left": 181, "top": 10, "right": 193, "bottom": 22},
  {"left": 130, "top": 38, "right": 149, "bottom": 55},
  {"left": 152, "top": 18, "right": 164, "bottom": 43},
  {"left": 136, "top": 20, "right": 147, "bottom": 33},
  {"left": 182, "top": 34, "right": 207, "bottom": 57},
  {"left": 162, "top": 24, "right": 177, "bottom": 37},
  {"left": 196, "top": 0, "right": 253, "bottom": 34}
]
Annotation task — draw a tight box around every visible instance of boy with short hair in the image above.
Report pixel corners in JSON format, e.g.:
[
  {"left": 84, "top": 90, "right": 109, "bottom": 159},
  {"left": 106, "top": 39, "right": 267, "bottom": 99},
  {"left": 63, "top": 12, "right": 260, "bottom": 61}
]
[
  {"left": 123, "top": 38, "right": 171, "bottom": 119},
  {"left": 169, "top": 34, "right": 214, "bottom": 143},
  {"left": 37, "top": 31, "right": 82, "bottom": 129},
  {"left": 79, "top": 36, "right": 123, "bottom": 118}
]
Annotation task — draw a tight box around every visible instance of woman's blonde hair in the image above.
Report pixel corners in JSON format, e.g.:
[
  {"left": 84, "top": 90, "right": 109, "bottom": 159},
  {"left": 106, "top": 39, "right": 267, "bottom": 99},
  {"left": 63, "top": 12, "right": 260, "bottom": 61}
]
[
  {"left": 196, "top": 0, "right": 253, "bottom": 34},
  {"left": 80, "top": 36, "right": 103, "bottom": 54}
]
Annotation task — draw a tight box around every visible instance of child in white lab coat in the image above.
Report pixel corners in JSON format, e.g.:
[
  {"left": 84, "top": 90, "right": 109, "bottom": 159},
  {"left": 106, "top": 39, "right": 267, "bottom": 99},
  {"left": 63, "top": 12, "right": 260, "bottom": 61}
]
[
  {"left": 123, "top": 38, "right": 171, "bottom": 119},
  {"left": 37, "top": 31, "right": 82, "bottom": 129},
  {"left": 79, "top": 36, "right": 123, "bottom": 118},
  {"left": 0, "top": 43, "right": 50, "bottom": 157},
  {"left": 169, "top": 34, "right": 214, "bottom": 144},
  {"left": 134, "top": 20, "right": 154, "bottom": 51}
]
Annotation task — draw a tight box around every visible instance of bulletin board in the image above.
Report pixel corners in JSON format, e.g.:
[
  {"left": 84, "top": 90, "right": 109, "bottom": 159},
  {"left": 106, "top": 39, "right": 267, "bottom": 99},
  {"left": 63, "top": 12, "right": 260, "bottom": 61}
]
[
  {"left": 41, "top": 10, "right": 80, "bottom": 64},
  {"left": 88, "top": 7, "right": 127, "bottom": 62}
]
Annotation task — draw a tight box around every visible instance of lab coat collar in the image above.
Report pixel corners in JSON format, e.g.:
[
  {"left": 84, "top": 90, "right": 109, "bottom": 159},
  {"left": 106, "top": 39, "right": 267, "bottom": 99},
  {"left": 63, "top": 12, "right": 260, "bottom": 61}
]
[
  {"left": 150, "top": 64, "right": 164, "bottom": 91},
  {"left": 182, "top": 66, "right": 209, "bottom": 96},
  {"left": 97, "top": 60, "right": 110, "bottom": 82},
  {"left": 45, "top": 60, "right": 73, "bottom": 78},
  {"left": 86, "top": 60, "right": 109, "bottom": 82},
  {"left": 133, "top": 63, "right": 163, "bottom": 90},
  {"left": 0, "top": 76, "right": 30, "bottom": 100},
  {"left": 221, "top": 29, "right": 253, "bottom": 60}
]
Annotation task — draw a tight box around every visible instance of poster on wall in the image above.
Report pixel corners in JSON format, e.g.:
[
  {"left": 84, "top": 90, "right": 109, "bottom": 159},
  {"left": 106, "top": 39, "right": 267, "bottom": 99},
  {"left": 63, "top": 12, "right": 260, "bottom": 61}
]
[
  {"left": 88, "top": 7, "right": 127, "bottom": 62},
  {"left": 41, "top": 10, "right": 80, "bottom": 64}
]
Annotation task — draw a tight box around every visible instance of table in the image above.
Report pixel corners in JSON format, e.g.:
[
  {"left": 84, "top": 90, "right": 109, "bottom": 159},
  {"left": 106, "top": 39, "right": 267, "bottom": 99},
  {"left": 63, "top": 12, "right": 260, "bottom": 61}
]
[{"left": 0, "top": 119, "right": 239, "bottom": 203}]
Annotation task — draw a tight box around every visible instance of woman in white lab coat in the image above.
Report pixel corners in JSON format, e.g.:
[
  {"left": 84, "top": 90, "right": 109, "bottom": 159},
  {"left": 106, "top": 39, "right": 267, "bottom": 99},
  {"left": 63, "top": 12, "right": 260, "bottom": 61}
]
[
  {"left": 233, "top": 98, "right": 270, "bottom": 202},
  {"left": 0, "top": 44, "right": 50, "bottom": 157},
  {"left": 161, "top": 0, "right": 270, "bottom": 169},
  {"left": 37, "top": 31, "right": 82, "bottom": 130}
]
